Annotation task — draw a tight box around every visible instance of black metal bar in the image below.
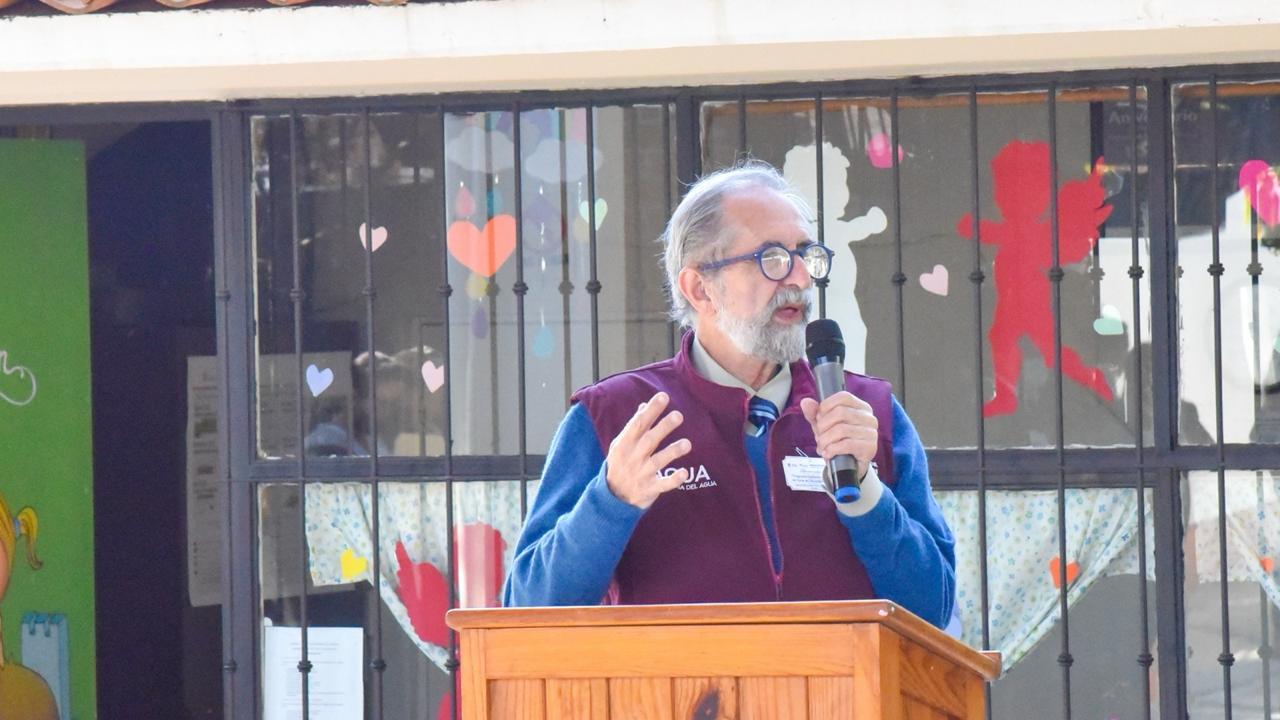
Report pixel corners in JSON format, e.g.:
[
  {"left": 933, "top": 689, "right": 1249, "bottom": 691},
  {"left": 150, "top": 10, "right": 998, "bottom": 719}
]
[
  {"left": 557, "top": 109, "right": 574, "bottom": 419},
  {"left": 433, "top": 107, "right": 461, "bottom": 720},
  {"left": 512, "top": 101, "right": 531, "bottom": 521},
  {"left": 1208, "top": 76, "right": 1236, "bottom": 719},
  {"left": 1127, "top": 80, "right": 1154, "bottom": 720},
  {"left": 586, "top": 105, "right": 602, "bottom": 381},
  {"left": 1249, "top": 129, "right": 1273, "bottom": 720},
  {"left": 286, "top": 111, "right": 314, "bottom": 720},
  {"left": 814, "top": 92, "right": 827, "bottom": 319},
  {"left": 1047, "top": 83, "right": 1075, "bottom": 720},
  {"left": 484, "top": 113, "right": 501, "bottom": 454},
  {"left": 737, "top": 94, "right": 748, "bottom": 158},
  {"left": 359, "top": 108, "right": 387, "bottom": 718},
  {"left": 967, "top": 86, "right": 993, "bottom": 720},
  {"left": 890, "top": 89, "right": 907, "bottom": 404},
  {"left": 675, "top": 93, "right": 701, "bottom": 191}
]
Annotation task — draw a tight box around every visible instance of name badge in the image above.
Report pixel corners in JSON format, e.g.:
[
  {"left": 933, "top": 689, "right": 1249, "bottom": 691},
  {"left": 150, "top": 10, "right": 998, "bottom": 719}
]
[{"left": 782, "top": 455, "right": 828, "bottom": 493}]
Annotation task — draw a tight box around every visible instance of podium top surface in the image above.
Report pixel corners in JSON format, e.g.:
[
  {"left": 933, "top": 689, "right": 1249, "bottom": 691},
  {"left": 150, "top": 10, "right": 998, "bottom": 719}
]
[{"left": 447, "top": 599, "right": 1000, "bottom": 680}]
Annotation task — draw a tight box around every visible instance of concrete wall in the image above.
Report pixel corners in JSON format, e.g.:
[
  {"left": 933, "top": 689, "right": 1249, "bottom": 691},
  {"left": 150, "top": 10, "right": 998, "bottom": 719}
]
[{"left": 3, "top": 0, "right": 1280, "bottom": 105}]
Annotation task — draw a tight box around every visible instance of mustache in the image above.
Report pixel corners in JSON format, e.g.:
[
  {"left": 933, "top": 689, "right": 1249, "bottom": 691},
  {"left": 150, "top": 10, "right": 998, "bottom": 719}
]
[{"left": 766, "top": 287, "right": 813, "bottom": 316}]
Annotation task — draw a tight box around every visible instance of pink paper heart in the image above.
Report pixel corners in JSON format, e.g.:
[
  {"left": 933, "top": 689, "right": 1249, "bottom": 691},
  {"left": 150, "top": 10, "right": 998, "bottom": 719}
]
[
  {"left": 919, "top": 264, "right": 949, "bottom": 296},
  {"left": 866, "top": 132, "right": 905, "bottom": 169},
  {"left": 359, "top": 223, "right": 389, "bottom": 252},
  {"left": 421, "top": 360, "right": 445, "bottom": 393},
  {"left": 1239, "top": 160, "right": 1280, "bottom": 226}
]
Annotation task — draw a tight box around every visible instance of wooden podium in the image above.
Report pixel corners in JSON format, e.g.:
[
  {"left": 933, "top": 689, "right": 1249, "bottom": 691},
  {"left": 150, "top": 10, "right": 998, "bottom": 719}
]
[{"left": 446, "top": 600, "right": 1001, "bottom": 719}]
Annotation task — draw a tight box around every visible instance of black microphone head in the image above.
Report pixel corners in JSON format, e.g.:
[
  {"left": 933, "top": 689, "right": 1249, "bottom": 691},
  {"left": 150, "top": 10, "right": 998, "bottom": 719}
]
[{"left": 806, "top": 319, "right": 845, "bottom": 365}]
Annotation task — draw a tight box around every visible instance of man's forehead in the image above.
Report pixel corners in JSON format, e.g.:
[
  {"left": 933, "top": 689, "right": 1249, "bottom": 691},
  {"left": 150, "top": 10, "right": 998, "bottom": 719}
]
[{"left": 721, "top": 190, "right": 811, "bottom": 246}]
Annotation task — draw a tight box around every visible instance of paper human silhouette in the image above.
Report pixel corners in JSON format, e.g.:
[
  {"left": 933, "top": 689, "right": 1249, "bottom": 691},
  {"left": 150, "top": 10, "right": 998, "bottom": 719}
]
[{"left": 956, "top": 140, "right": 1114, "bottom": 417}]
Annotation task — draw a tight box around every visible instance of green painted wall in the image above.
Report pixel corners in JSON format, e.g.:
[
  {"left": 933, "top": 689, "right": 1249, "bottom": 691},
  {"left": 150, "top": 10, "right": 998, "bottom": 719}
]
[{"left": 0, "top": 139, "right": 97, "bottom": 720}]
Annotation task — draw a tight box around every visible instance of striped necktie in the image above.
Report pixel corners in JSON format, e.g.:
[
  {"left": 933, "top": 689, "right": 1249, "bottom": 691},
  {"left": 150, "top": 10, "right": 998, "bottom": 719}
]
[{"left": 747, "top": 396, "right": 779, "bottom": 437}]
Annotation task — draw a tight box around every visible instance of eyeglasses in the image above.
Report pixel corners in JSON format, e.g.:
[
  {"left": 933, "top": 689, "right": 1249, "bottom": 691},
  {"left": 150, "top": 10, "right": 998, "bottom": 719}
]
[{"left": 698, "top": 242, "right": 834, "bottom": 281}]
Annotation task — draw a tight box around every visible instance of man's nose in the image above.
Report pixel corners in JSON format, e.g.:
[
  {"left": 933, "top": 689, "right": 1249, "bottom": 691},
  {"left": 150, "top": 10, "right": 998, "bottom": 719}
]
[{"left": 781, "top": 253, "right": 813, "bottom": 289}]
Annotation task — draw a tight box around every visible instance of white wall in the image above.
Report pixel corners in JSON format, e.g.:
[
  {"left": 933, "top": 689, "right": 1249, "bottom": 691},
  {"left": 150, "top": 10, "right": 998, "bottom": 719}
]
[{"left": 3, "top": 0, "right": 1280, "bottom": 105}]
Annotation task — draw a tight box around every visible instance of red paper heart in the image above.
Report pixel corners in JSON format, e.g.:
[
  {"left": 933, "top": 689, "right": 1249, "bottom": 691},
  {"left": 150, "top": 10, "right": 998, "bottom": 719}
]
[
  {"left": 1240, "top": 160, "right": 1280, "bottom": 227},
  {"left": 1262, "top": 556, "right": 1275, "bottom": 573},
  {"left": 447, "top": 215, "right": 516, "bottom": 277},
  {"left": 1048, "top": 556, "right": 1080, "bottom": 589},
  {"left": 394, "top": 540, "right": 449, "bottom": 647}
]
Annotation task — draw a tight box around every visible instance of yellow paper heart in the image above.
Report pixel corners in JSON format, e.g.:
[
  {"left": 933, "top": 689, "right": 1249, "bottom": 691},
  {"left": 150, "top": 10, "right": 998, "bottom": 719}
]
[{"left": 340, "top": 548, "right": 368, "bottom": 581}]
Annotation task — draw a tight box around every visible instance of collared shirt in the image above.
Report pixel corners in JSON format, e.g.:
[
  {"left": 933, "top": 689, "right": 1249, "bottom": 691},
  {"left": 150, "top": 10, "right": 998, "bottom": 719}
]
[{"left": 689, "top": 335, "right": 791, "bottom": 435}]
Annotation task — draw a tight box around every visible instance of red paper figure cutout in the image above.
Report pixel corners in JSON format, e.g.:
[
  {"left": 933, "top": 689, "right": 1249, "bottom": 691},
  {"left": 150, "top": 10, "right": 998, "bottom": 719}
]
[
  {"left": 395, "top": 540, "right": 450, "bottom": 647},
  {"left": 956, "top": 140, "right": 1115, "bottom": 417},
  {"left": 393, "top": 523, "right": 507, "bottom": 651}
]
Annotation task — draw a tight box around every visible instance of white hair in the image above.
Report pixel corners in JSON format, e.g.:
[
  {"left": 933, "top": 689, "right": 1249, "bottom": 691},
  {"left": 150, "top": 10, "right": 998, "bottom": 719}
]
[{"left": 661, "top": 161, "right": 814, "bottom": 328}]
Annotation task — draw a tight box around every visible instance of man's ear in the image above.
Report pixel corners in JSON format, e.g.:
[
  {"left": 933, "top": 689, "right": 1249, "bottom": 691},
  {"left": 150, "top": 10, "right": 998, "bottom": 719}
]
[{"left": 677, "top": 266, "right": 715, "bottom": 318}]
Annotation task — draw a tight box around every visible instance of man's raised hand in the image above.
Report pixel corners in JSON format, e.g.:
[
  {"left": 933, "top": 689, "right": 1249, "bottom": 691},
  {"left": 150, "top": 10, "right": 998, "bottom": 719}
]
[{"left": 605, "top": 392, "right": 694, "bottom": 509}]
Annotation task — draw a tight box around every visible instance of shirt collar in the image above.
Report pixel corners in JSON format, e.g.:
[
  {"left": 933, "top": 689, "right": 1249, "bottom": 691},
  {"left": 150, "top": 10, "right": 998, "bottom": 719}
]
[{"left": 690, "top": 334, "right": 792, "bottom": 411}]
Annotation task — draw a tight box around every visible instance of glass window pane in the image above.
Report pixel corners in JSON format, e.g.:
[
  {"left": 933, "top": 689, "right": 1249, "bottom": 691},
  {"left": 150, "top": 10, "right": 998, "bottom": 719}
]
[{"left": 1173, "top": 82, "right": 1280, "bottom": 446}]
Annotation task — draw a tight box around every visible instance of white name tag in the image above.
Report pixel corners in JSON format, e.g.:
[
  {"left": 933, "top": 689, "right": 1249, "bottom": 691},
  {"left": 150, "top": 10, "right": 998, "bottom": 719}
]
[{"left": 782, "top": 456, "right": 828, "bottom": 493}]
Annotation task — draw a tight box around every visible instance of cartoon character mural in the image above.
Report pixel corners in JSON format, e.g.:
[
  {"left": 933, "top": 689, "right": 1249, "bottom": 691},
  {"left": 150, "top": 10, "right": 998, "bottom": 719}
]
[
  {"left": 955, "top": 140, "right": 1115, "bottom": 417},
  {"left": 0, "top": 492, "right": 58, "bottom": 720}
]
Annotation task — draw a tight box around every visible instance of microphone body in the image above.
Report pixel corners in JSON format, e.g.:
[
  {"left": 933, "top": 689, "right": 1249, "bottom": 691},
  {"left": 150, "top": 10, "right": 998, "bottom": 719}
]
[{"left": 805, "top": 320, "right": 862, "bottom": 503}]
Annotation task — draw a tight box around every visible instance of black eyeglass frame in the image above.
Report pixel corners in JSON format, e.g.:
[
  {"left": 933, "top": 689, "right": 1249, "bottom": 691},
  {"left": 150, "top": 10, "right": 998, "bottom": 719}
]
[{"left": 697, "top": 241, "right": 834, "bottom": 281}]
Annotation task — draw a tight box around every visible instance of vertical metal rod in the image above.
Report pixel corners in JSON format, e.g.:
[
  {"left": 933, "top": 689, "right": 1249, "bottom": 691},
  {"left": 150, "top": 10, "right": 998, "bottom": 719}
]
[
  {"left": 586, "top": 105, "right": 602, "bottom": 381},
  {"left": 890, "top": 89, "right": 907, "bottom": 403},
  {"left": 557, "top": 109, "right": 574, "bottom": 411},
  {"left": 359, "top": 109, "right": 386, "bottom": 718},
  {"left": 433, "top": 107, "right": 461, "bottom": 720},
  {"left": 966, "top": 87, "right": 993, "bottom": 720},
  {"left": 664, "top": 102, "right": 678, "bottom": 357},
  {"left": 1047, "top": 83, "right": 1074, "bottom": 720},
  {"left": 484, "top": 114, "right": 500, "bottom": 454},
  {"left": 1127, "top": 80, "right": 1154, "bottom": 720},
  {"left": 286, "top": 111, "right": 314, "bottom": 720},
  {"left": 1248, "top": 134, "right": 1272, "bottom": 720},
  {"left": 1259, "top": 479, "right": 1274, "bottom": 719},
  {"left": 512, "top": 102, "right": 531, "bottom": 507},
  {"left": 1207, "top": 76, "right": 1236, "bottom": 719},
  {"left": 737, "top": 94, "right": 748, "bottom": 159},
  {"left": 815, "top": 92, "right": 828, "bottom": 319}
]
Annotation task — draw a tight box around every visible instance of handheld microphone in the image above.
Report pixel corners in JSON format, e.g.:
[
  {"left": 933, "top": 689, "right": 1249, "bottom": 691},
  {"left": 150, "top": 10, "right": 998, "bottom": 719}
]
[{"left": 805, "top": 319, "right": 861, "bottom": 503}]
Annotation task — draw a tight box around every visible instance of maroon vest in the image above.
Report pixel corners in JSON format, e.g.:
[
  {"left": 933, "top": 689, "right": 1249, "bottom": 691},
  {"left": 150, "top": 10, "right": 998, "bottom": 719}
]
[{"left": 571, "top": 333, "right": 896, "bottom": 605}]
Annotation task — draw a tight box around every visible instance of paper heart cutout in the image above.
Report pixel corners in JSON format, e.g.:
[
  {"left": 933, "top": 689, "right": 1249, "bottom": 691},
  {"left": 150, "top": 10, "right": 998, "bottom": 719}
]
[
  {"left": 394, "top": 541, "right": 449, "bottom": 647},
  {"left": 532, "top": 326, "right": 555, "bottom": 358},
  {"left": 447, "top": 215, "right": 517, "bottom": 277},
  {"left": 866, "top": 132, "right": 905, "bottom": 169},
  {"left": 421, "top": 360, "right": 445, "bottom": 393},
  {"left": 339, "top": 548, "right": 368, "bottom": 581},
  {"left": 1049, "top": 556, "right": 1081, "bottom": 589},
  {"left": 578, "top": 198, "right": 608, "bottom": 230},
  {"left": 454, "top": 185, "right": 476, "bottom": 218},
  {"left": 919, "top": 264, "right": 949, "bottom": 296},
  {"left": 358, "top": 223, "right": 389, "bottom": 252},
  {"left": 453, "top": 522, "right": 507, "bottom": 609},
  {"left": 1240, "top": 159, "right": 1280, "bottom": 227},
  {"left": 305, "top": 364, "right": 334, "bottom": 397},
  {"left": 1093, "top": 304, "right": 1125, "bottom": 336},
  {"left": 465, "top": 273, "right": 489, "bottom": 301},
  {"left": 1262, "top": 556, "right": 1275, "bottom": 573}
]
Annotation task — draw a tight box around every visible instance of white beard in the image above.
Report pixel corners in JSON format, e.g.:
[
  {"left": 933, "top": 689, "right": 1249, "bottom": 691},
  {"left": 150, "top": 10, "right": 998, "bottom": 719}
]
[{"left": 713, "top": 286, "right": 813, "bottom": 365}]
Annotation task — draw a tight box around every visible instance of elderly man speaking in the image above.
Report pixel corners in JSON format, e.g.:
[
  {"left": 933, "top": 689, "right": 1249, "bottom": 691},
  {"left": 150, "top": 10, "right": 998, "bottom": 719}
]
[{"left": 502, "top": 161, "right": 955, "bottom": 628}]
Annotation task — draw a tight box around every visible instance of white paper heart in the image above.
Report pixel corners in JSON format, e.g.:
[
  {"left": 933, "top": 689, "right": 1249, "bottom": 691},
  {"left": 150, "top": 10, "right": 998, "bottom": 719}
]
[
  {"left": 421, "top": 360, "right": 445, "bottom": 393},
  {"left": 358, "top": 223, "right": 389, "bottom": 252},
  {"left": 306, "top": 364, "right": 335, "bottom": 397},
  {"left": 919, "top": 264, "right": 949, "bottom": 296}
]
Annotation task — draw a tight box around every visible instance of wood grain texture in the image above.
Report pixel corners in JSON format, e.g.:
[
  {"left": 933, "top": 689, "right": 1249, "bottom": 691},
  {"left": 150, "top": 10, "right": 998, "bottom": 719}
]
[
  {"left": 484, "top": 624, "right": 860, "bottom": 679},
  {"left": 903, "top": 697, "right": 947, "bottom": 719},
  {"left": 964, "top": 677, "right": 987, "bottom": 720},
  {"left": 897, "top": 637, "right": 968, "bottom": 717},
  {"left": 806, "top": 676, "right": 854, "bottom": 717},
  {"left": 459, "top": 630, "right": 489, "bottom": 720},
  {"left": 609, "top": 677, "right": 673, "bottom": 720},
  {"left": 546, "top": 679, "right": 608, "bottom": 720},
  {"left": 447, "top": 601, "right": 1000, "bottom": 681},
  {"left": 737, "top": 677, "right": 807, "bottom": 720},
  {"left": 489, "top": 679, "right": 546, "bottom": 720},
  {"left": 672, "top": 677, "right": 738, "bottom": 719}
]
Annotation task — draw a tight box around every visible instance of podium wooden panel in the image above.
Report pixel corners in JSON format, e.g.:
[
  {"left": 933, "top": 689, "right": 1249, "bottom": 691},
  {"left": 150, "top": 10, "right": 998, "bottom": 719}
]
[{"left": 447, "top": 600, "right": 1001, "bottom": 719}]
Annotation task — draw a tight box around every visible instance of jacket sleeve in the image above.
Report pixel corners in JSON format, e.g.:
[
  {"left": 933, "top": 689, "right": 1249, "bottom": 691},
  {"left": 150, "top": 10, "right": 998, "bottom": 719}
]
[
  {"left": 835, "top": 397, "right": 956, "bottom": 628},
  {"left": 501, "top": 403, "right": 644, "bottom": 607}
]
